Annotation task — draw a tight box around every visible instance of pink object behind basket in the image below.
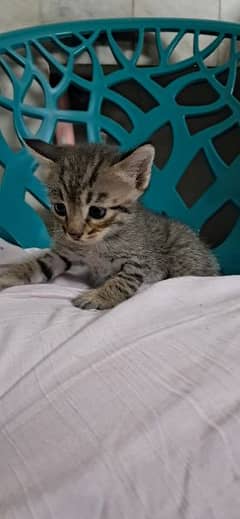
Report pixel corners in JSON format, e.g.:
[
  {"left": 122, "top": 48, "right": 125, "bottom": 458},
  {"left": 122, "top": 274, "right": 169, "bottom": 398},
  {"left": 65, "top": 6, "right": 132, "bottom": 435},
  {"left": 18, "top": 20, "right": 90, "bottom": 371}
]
[{"left": 55, "top": 93, "right": 75, "bottom": 145}]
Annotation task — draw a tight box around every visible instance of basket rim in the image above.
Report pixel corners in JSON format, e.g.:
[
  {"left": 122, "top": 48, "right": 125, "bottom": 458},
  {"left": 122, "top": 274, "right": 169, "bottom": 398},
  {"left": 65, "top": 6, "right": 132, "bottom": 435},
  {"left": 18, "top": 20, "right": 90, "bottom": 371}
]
[{"left": 0, "top": 17, "right": 239, "bottom": 47}]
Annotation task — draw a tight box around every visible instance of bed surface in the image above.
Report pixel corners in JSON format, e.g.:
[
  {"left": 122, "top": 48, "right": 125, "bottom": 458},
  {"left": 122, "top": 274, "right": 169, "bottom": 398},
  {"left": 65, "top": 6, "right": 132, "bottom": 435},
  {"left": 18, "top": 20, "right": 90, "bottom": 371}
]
[{"left": 0, "top": 239, "right": 240, "bottom": 519}]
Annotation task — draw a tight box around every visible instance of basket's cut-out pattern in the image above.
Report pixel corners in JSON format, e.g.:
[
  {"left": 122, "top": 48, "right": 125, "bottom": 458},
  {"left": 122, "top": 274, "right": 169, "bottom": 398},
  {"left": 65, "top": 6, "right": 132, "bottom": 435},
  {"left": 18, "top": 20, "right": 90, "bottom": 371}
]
[
  {"left": 213, "top": 124, "right": 240, "bottom": 166},
  {"left": 200, "top": 201, "right": 240, "bottom": 248},
  {"left": 185, "top": 106, "right": 232, "bottom": 135},
  {"left": 0, "top": 18, "right": 240, "bottom": 273},
  {"left": 176, "top": 149, "right": 216, "bottom": 208},
  {"left": 149, "top": 123, "right": 173, "bottom": 170}
]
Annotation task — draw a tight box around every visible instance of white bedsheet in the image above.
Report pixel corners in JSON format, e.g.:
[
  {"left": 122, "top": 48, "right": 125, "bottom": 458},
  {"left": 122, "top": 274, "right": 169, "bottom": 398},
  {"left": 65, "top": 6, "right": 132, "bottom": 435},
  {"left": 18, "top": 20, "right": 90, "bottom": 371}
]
[{"left": 0, "top": 239, "right": 240, "bottom": 519}]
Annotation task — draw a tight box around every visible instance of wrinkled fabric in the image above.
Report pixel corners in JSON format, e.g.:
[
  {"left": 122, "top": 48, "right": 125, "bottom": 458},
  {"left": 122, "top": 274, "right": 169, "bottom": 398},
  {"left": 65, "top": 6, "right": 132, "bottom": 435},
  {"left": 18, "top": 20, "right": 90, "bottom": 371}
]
[{"left": 0, "top": 240, "right": 240, "bottom": 519}]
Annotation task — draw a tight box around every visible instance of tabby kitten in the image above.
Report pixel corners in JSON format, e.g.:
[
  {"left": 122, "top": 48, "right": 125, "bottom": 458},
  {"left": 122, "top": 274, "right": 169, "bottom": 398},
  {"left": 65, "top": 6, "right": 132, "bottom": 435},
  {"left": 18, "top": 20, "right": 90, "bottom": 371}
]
[{"left": 0, "top": 140, "right": 219, "bottom": 309}]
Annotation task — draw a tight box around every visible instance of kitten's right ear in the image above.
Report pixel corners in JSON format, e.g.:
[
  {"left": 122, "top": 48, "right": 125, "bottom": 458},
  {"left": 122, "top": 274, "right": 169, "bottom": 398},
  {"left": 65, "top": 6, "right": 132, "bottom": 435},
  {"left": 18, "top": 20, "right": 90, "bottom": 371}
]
[{"left": 24, "top": 139, "right": 59, "bottom": 163}]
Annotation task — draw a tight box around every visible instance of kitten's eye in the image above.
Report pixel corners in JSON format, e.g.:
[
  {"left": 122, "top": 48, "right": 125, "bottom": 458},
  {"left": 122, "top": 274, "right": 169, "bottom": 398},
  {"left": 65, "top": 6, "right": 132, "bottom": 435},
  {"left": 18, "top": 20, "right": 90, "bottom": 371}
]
[
  {"left": 53, "top": 203, "right": 66, "bottom": 217},
  {"left": 89, "top": 206, "right": 106, "bottom": 219}
]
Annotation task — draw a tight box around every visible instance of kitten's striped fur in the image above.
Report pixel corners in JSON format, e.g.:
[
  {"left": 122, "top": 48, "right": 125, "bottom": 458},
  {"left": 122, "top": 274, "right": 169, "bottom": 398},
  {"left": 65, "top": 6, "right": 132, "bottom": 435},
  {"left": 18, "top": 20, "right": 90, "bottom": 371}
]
[{"left": 0, "top": 141, "right": 219, "bottom": 310}]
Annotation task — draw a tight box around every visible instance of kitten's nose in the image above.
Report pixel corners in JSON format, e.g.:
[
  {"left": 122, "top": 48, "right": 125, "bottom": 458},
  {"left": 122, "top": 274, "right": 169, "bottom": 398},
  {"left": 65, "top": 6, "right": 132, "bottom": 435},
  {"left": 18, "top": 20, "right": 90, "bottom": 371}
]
[{"left": 68, "top": 231, "right": 83, "bottom": 241}]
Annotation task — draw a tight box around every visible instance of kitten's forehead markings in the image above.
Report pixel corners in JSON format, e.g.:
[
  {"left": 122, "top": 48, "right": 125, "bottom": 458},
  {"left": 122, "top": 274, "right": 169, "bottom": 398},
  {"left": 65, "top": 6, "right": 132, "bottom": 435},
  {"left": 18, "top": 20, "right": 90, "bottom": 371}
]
[
  {"left": 86, "top": 191, "right": 92, "bottom": 204},
  {"left": 56, "top": 162, "right": 70, "bottom": 197},
  {"left": 63, "top": 157, "right": 71, "bottom": 169},
  {"left": 60, "top": 176, "right": 71, "bottom": 198},
  {"left": 58, "top": 189, "right": 64, "bottom": 201},
  {"left": 88, "top": 157, "right": 106, "bottom": 187}
]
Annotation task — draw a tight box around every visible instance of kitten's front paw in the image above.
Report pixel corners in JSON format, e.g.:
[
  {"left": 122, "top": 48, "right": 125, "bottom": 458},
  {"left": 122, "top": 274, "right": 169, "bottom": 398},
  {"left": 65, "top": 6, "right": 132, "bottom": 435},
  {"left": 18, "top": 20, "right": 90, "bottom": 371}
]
[{"left": 72, "top": 289, "right": 115, "bottom": 310}]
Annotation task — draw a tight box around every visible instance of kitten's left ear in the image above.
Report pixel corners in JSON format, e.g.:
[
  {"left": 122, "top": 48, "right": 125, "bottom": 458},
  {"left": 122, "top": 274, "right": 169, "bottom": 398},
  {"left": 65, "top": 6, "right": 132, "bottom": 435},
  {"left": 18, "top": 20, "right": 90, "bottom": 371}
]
[
  {"left": 24, "top": 139, "right": 59, "bottom": 164},
  {"left": 114, "top": 144, "right": 155, "bottom": 192}
]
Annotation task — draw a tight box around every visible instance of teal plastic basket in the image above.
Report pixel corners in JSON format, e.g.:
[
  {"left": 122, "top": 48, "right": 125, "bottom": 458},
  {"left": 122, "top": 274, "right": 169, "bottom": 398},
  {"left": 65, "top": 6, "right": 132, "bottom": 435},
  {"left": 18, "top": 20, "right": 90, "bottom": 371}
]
[{"left": 0, "top": 18, "right": 239, "bottom": 274}]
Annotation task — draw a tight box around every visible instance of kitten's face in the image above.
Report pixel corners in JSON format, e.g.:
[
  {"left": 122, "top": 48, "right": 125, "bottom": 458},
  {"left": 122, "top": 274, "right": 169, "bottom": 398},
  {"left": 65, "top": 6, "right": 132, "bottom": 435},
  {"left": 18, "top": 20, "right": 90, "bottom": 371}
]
[{"left": 26, "top": 141, "right": 155, "bottom": 244}]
